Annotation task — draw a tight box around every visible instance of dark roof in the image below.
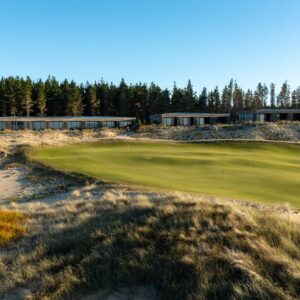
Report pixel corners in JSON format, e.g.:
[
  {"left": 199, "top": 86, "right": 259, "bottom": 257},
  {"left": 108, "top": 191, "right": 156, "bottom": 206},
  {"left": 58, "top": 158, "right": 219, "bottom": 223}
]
[
  {"left": 256, "top": 109, "right": 300, "bottom": 114},
  {"left": 237, "top": 111, "right": 255, "bottom": 114},
  {"left": 0, "top": 116, "right": 136, "bottom": 122},
  {"left": 161, "top": 112, "right": 230, "bottom": 118}
]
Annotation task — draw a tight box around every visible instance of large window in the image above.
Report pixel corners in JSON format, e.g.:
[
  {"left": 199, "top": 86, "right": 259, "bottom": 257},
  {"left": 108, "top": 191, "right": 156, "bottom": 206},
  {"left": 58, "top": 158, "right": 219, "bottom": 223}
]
[
  {"left": 85, "top": 121, "right": 99, "bottom": 129},
  {"left": 163, "top": 117, "right": 173, "bottom": 126},
  {"left": 258, "top": 114, "right": 265, "bottom": 123},
  {"left": 32, "top": 122, "right": 46, "bottom": 130},
  {"left": 12, "top": 122, "right": 25, "bottom": 130},
  {"left": 119, "top": 121, "right": 131, "bottom": 127},
  {"left": 178, "top": 117, "right": 190, "bottom": 126},
  {"left": 68, "top": 121, "right": 81, "bottom": 129},
  {"left": 48, "top": 121, "right": 64, "bottom": 129},
  {"left": 0, "top": 122, "right": 5, "bottom": 130},
  {"left": 101, "top": 121, "right": 115, "bottom": 128},
  {"left": 196, "top": 118, "right": 204, "bottom": 126}
]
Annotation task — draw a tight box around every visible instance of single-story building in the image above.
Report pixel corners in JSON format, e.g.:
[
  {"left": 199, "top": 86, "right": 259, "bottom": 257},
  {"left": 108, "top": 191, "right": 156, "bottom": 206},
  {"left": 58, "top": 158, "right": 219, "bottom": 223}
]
[
  {"left": 236, "top": 111, "right": 256, "bottom": 122},
  {"left": 237, "top": 109, "right": 300, "bottom": 123},
  {"left": 256, "top": 109, "right": 300, "bottom": 123},
  {"left": 0, "top": 116, "right": 136, "bottom": 131},
  {"left": 150, "top": 112, "right": 230, "bottom": 126}
]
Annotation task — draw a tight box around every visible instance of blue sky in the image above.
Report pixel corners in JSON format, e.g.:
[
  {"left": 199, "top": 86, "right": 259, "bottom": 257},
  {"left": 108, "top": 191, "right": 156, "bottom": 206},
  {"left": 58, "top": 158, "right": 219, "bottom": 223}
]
[{"left": 1, "top": 0, "right": 300, "bottom": 92}]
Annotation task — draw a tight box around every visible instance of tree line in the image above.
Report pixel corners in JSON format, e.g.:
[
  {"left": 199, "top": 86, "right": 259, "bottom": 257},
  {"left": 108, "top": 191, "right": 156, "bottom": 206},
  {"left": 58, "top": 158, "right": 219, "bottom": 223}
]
[{"left": 0, "top": 76, "right": 300, "bottom": 122}]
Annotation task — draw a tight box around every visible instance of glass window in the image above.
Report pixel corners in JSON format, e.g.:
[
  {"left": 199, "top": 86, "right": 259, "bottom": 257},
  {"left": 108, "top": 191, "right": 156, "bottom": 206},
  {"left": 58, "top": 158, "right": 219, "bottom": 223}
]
[
  {"left": 119, "top": 121, "right": 131, "bottom": 127},
  {"left": 12, "top": 122, "right": 25, "bottom": 130},
  {"left": 196, "top": 118, "right": 204, "bottom": 125},
  {"left": 0, "top": 122, "right": 5, "bottom": 130},
  {"left": 258, "top": 114, "right": 265, "bottom": 123},
  {"left": 183, "top": 117, "right": 189, "bottom": 126},
  {"left": 32, "top": 122, "right": 46, "bottom": 130},
  {"left": 102, "top": 121, "right": 115, "bottom": 128},
  {"left": 68, "top": 121, "right": 81, "bottom": 129},
  {"left": 166, "top": 118, "right": 173, "bottom": 126},
  {"left": 85, "top": 121, "right": 98, "bottom": 129},
  {"left": 48, "top": 121, "right": 64, "bottom": 129}
]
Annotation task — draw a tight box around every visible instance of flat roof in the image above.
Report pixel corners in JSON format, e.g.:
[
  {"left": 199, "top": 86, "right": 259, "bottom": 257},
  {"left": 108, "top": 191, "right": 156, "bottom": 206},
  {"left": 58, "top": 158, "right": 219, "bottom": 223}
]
[
  {"left": 237, "top": 111, "right": 255, "bottom": 114},
  {"left": 0, "top": 116, "right": 136, "bottom": 122},
  {"left": 256, "top": 109, "right": 300, "bottom": 114},
  {"left": 161, "top": 112, "right": 230, "bottom": 118}
]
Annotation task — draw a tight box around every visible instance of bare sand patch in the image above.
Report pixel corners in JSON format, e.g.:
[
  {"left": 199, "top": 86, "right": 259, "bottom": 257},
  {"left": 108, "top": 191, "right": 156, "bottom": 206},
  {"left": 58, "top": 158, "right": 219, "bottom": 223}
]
[{"left": 0, "top": 169, "right": 23, "bottom": 201}]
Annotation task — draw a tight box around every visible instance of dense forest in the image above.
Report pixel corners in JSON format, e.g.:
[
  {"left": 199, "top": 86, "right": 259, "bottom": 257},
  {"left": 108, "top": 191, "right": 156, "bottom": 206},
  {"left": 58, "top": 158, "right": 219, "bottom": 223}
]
[{"left": 0, "top": 76, "right": 299, "bottom": 122}]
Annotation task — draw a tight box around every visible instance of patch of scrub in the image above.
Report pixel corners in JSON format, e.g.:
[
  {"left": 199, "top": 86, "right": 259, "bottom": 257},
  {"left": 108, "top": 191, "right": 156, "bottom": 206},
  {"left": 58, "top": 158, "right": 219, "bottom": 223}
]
[{"left": 0, "top": 210, "right": 27, "bottom": 246}]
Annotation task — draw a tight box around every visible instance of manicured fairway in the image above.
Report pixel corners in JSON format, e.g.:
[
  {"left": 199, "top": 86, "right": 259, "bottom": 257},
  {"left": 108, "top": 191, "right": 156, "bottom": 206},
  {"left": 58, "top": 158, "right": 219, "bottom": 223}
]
[{"left": 32, "top": 141, "right": 300, "bottom": 207}]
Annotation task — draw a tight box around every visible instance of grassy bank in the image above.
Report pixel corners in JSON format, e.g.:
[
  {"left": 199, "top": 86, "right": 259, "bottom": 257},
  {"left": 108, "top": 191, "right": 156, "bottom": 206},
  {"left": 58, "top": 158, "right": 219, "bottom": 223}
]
[
  {"left": 32, "top": 141, "right": 300, "bottom": 207},
  {"left": 1, "top": 191, "right": 299, "bottom": 299}
]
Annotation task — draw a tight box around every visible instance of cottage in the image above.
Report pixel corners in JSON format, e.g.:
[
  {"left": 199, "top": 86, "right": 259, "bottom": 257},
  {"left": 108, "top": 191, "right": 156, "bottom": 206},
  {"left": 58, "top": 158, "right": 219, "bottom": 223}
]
[
  {"left": 150, "top": 112, "right": 230, "bottom": 126},
  {"left": 0, "top": 116, "right": 136, "bottom": 131}
]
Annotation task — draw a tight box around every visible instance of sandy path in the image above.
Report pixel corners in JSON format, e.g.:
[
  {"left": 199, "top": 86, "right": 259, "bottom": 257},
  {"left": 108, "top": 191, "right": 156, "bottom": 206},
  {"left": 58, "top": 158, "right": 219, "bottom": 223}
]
[{"left": 0, "top": 168, "right": 22, "bottom": 201}]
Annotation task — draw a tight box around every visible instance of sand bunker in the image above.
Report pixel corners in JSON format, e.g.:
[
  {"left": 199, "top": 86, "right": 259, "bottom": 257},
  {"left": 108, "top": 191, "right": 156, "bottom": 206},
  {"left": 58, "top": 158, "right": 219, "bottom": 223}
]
[{"left": 0, "top": 168, "right": 23, "bottom": 201}]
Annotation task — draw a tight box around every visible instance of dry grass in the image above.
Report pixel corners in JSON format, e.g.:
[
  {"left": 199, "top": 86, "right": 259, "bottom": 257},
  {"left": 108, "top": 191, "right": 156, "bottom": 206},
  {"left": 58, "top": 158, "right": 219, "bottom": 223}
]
[
  {"left": 1, "top": 189, "right": 299, "bottom": 300},
  {"left": 0, "top": 129, "right": 121, "bottom": 152},
  {"left": 0, "top": 210, "right": 27, "bottom": 246}
]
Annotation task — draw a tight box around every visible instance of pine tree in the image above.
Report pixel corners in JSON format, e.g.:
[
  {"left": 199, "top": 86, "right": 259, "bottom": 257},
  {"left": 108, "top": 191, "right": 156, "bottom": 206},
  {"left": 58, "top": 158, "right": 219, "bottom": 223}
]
[
  {"left": 253, "top": 83, "right": 264, "bottom": 110},
  {"left": 244, "top": 90, "right": 253, "bottom": 111},
  {"left": 36, "top": 80, "right": 47, "bottom": 116},
  {"left": 158, "top": 89, "right": 170, "bottom": 113},
  {"left": 291, "top": 90, "right": 297, "bottom": 109},
  {"left": 108, "top": 82, "right": 118, "bottom": 116},
  {"left": 119, "top": 79, "right": 129, "bottom": 116},
  {"left": 86, "top": 84, "right": 99, "bottom": 115},
  {"left": 270, "top": 83, "right": 276, "bottom": 108},
  {"left": 97, "top": 79, "right": 110, "bottom": 115},
  {"left": 207, "top": 91, "right": 214, "bottom": 112},
  {"left": 296, "top": 87, "right": 300, "bottom": 108},
  {"left": 22, "top": 77, "right": 33, "bottom": 116},
  {"left": 231, "top": 83, "right": 244, "bottom": 119},
  {"left": 148, "top": 82, "right": 161, "bottom": 115},
  {"left": 262, "top": 84, "right": 269, "bottom": 108},
  {"left": 4, "top": 78, "right": 17, "bottom": 116},
  {"left": 45, "top": 76, "right": 61, "bottom": 116},
  {"left": 171, "top": 83, "right": 184, "bottom": 112},
  {"left": 213, "top": 87, "right": 221, "bottom": 113},
  {"left": 277, "top": 81, "right": 290, "bottom": 108},
  {"left": 0, "top": 79, "right": 5, "bottom": 116},
  {"left": 64, "top": 81, "right": 83, "bottom": 116},
  {"left": 183, "top": 80, "right": 196, "bottom": 112},
  {"left": 199, "top": 88, "right": 207, "bottom": 112},
  {"left": 221, "top": 86, "right": 230, "bottom": 113}
]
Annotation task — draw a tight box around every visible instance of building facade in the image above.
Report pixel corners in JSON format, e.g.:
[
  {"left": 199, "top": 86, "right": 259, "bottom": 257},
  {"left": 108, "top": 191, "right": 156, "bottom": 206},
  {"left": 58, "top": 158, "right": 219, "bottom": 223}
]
[
  {"left": 237, "top": 109, "right": 300, "bottom": 123},
  {"left": 0, "top": 116, "right": 136, "bottom": 131},
  {"left": 150, "top": 112, "right": 230, "bottom": 126},
  {"left": 236, "top": 111, "right": 256, "bottom": 122}
]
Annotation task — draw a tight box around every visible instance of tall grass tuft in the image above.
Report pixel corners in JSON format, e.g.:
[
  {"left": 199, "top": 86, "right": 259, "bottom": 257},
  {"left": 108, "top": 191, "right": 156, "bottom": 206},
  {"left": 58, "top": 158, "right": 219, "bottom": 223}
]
[{"left": 0, "top": 210, "right": 27, "bottom": 246}]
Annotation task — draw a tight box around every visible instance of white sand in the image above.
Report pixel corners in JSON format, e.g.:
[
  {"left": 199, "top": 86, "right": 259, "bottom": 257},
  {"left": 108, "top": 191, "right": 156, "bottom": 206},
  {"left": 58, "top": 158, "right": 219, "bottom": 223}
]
[{"left": 0, "top": 168, "right": 22, "bottom": 201}]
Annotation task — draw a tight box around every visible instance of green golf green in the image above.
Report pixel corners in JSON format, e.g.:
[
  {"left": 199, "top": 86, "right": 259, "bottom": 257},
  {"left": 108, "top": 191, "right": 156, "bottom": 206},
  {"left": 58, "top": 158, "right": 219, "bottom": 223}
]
[{"left": 32, "top": 141, "right": 300, "bottom": 207}]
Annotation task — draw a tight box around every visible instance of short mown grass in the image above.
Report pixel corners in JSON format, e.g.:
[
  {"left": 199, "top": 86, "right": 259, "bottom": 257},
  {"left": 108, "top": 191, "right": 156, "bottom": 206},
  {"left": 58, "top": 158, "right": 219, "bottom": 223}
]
[
  {"left": 32, "top": 141, "right": 300, "bottom": 207},
  {"left": 0, "top": 210, "right": 27, "bottom": 246}
]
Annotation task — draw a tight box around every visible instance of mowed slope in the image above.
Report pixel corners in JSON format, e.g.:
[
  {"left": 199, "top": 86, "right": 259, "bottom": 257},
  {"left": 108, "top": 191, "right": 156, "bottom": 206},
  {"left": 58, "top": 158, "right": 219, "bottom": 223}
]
[{"left": 32, "top": 141, "right": 300, "bottom": 207}]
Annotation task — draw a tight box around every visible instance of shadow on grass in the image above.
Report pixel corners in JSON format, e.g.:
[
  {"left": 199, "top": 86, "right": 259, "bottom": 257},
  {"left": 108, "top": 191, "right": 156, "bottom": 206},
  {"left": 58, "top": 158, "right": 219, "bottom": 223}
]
[{"left": 1, "top": 196, "right": 300, "bottom": 300}]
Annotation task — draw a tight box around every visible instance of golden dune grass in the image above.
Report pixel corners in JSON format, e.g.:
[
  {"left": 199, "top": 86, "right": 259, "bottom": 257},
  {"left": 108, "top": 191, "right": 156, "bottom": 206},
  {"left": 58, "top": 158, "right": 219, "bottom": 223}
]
[{"left": 0, "top": 210, "right": 27, "bottom": 246}]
